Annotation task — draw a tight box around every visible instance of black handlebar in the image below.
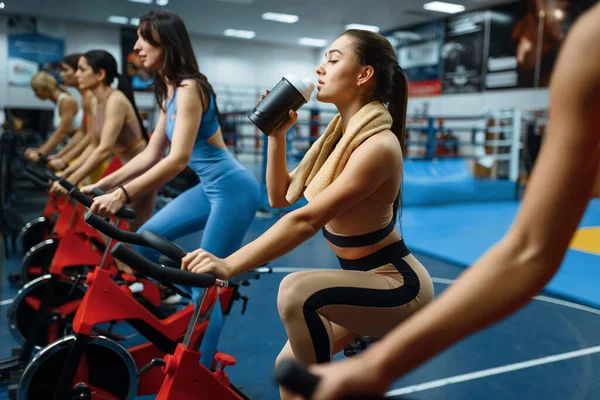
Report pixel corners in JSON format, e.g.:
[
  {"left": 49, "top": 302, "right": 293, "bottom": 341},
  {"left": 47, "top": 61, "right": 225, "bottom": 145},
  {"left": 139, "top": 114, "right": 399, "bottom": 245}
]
[
  {"left": 44, "top": 170, "right": 59, "bottom": 181},
  {"left": 84, "top": 213, "right": 146, "bottom": 245},
  {"left": 67, "top": 186, "right": 136, "bottom": 220},
  {"left": 275, "top": 360, "right": 320, "bottom": 399},
  {"left": 111, "top": 243, "right": 216, "bottom": 289},
  {"left": 159, "top": 255, "right": 180, "bottom": 269},
  {"left": 24, "top": 170, "right": 51, "bottom": 189},
  {"left": 274, "top": 360, "right": 386, "bottom": 400},
  {"left": 37, "top": 152, "right": 49, "bottom": 165},
  {"left": 141, "top": 230, "right": 186, "bottom": 261},
  {"left": 92, "top": 188, "right": 106, "bottom": 197},
  {"left": 24, "top": 166, "right": 52, "bottom": 182}
]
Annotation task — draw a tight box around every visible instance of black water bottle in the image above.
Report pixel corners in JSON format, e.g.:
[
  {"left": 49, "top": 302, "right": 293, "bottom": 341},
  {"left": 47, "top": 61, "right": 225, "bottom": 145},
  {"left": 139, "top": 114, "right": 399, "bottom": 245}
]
[{"left": 248, "top": 73, "right": 315, "bottom": 136}]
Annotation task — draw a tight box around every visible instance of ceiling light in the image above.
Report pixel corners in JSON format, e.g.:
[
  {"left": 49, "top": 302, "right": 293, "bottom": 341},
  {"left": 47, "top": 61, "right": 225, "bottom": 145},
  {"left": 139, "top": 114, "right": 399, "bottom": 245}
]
[
  {"left": 156, "top": 0, "right": 169, "bottom": 6},
  {"left": 298, "top": 37, "right": 328, "bottom": 47},
  {"left": 128, "top": 0, "right": 152, "bottom": 4},
  {"left": 423, "top": 1, "right": 466, "bottom": 14},
  {"left": 345, "top": 23, "right": 380, "bottom": 32},
  {"left": 0, "top": 2, "right": 5, "bottom": 9},
  {"left": 262, "top": 12, "right": 299, "bottom": 24},
  {"left": 108, "top": 16, "right": 129, "bottom": 24},
  {"left": 130, "top": 17, "right": 140, "bottom": 26},
  {"left": 224, "top": 29, "right": 255, "bottom": 39},
  {"left": 216, "top": 0, "right": 255, "bottom": 4},
  {"left": 554, "top": 9, "right": 564, "bottom": 20}
]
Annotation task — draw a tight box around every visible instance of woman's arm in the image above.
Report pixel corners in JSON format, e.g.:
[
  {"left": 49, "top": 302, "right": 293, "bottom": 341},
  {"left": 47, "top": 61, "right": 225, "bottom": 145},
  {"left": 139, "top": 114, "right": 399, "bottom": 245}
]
[
  {"left": 91, "top": 110, "right": 169, "bottom": 192},
  {"left": 66, "top": 95, "right": 126, "bottom": 185},
  {"left": 112, "top": 82, "right": 201, "bottom": 198},
  {"left": 59, "top": 129, "right": 92, "bottom": 163},
  {"left": 88, "top": 82, "right": 201, "bottom": 217},
  {"left": 266, "top": 110, "right": 299, "bottom": 208},
  {"left": 182, "top": 132, "right": 401, "bottom": 278},
  {"left": 37, "top": 96, "right": 78, "bottom": 155},
  {"left": 310, "top": 6, "right": 600, "bottom": 398},
  {"left": 60, "top": 141, "right": 96, "bottom": 178},
  {"left": 54, "top": 128, "right": 84, "bottom": 158}
]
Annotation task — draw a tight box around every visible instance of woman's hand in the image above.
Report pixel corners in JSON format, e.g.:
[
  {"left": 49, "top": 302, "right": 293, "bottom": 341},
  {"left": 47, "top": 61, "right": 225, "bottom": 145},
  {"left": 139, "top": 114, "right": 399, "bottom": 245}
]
[
  {"left": 25, "top": 148, "right": 40, "bottom": 162},
  {"left": 89, "top": 192, "right": 124, "bottom": 219},
  {"left": 256, "top": 90, "right": 298, "bottom": 137},
  {"left": 80, "top": 184, "right": 97, "bottom": 196},
  {"left": 307, "top": 356, "right": 391, "bottom": 400},
  {"left": 181, "top": 249, "right": 233, "bottom": 280},
  {"left": 50, "top": 180, "right": 69, "bottom": 196}
]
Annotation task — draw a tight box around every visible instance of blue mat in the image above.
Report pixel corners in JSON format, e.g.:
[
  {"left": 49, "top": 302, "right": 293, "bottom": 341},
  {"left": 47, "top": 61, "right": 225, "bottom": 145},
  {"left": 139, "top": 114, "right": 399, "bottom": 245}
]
[
  {"left": 403, "top": 159, "right": 516, "bottom": 206},
  {"left": 401, "top": 199, "right": 600, "bottom": 308}
]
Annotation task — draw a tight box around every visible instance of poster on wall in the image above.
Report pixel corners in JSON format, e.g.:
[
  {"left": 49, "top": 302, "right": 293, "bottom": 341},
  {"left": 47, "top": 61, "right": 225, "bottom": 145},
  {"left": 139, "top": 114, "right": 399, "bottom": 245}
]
[
  {"left": 486, "top": 1, "right": 528, "bottom": 90},
  {"left": 121, "top": 28, "right": 153, "bottom": 91},
  {"left": 488, "top": 0, "right": 597, "bottom": 89},
  {"left": 441, "top": 11, "right": 486, "bottom": 94},
  {"left": 385, "top": 21, "right": 445, "bottom": 98},
  {"left": 8, "top": 16, "right": 66, "bottom": 87}
]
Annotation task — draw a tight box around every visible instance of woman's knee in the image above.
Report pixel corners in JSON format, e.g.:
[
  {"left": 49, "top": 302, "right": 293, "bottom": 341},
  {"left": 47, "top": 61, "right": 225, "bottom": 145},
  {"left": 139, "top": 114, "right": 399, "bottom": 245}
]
[{"left": 277, "top": 272, "right": 311, "bottom": 323}]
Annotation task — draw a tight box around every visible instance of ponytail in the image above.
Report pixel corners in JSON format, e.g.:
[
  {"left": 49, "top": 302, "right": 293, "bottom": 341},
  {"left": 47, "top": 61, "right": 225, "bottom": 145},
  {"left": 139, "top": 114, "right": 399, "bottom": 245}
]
[
  {"left": 389, "top": 65, "right": 408, "bottom": 153},
  {"left": 389, "top": 65, "right": 409, "bottom": 225},
  {"left": 117, "top": 73, "right": 149, "bottom": 142}
]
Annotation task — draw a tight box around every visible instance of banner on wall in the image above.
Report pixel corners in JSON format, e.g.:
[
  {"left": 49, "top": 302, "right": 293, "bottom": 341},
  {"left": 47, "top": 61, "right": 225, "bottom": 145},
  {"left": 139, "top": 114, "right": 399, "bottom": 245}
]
[
  {"left": 386, "top": 21, "right": 445, "bottom": 97},
  {"left": 8, "top": 16, "right": 66, "bottom": 87},
  {"left": 441, "top": 11, "right": 486, "bottom": 94},
  {"left": 486, "top": 2, "right": 528, "bottom": 90},
  {"left": 121, "top": 28, "right": 153, "bottom": 91},
  {"left": 487, "top": 0, "right": 597, "bottom": 90}
]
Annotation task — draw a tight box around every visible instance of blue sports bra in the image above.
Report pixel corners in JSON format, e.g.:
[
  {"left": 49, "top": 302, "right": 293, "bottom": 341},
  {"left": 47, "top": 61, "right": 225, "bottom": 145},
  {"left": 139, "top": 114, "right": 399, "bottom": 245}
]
[
  {"left": 164, "top": 84, "right": 220, "bottom": 142},
  {"left": 164, "top": 83, "right": 237, "bottom": 177}
]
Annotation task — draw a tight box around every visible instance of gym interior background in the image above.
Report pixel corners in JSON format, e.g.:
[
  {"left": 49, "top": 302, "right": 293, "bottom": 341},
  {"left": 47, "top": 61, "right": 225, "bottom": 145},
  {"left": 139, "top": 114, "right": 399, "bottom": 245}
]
[{"left": 1, "top": 0, "right": 600, "bottom": 399}]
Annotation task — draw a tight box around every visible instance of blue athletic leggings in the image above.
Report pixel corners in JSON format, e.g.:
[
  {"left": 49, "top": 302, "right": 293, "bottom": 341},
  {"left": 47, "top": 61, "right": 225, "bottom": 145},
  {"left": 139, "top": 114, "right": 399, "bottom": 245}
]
[{"left": 134, "top": 168, "right": 261, "bottom": 367}]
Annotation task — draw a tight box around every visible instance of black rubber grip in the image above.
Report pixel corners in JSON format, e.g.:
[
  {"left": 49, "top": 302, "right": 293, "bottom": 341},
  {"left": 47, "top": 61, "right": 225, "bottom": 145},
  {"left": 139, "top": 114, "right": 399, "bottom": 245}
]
[
  {"left": 37, "top": 153, "right": 49, "bottom": 165},
  {"left": 111, "top": 243, "right": 216, "bottom": 288},
  {"left": 61, "top": 179, "right": 77, "bottom": 193},
  {"left": 24, "top": 171, "right": 51, "bottom": 189},
  {"left": 91, "top": 188, "right": 106, "bottom": 197},
  {"left": 84, "top": 213, "right": 146, "bottom": 246},
  {"left": 43, "top": 170, "right": 59, "bottom": 181},
  {"left": 140, "top": 230, "right": 186, "bottom": 261},
  {"left": 68, "top": 187, "right": 136, "bottom": 220},
  {"left": 274, "top": 360, "right": 320, "bottom": 399},
  {"left": 274, "top": 360, "right": 384, "bottom": 400}
]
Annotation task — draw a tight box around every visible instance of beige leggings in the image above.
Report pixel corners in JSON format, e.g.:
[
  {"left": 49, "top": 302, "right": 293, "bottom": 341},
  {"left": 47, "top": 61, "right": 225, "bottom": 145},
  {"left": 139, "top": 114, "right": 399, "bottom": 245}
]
[{"left": 275, "top": 240, "right": 434, "bottom": 368}]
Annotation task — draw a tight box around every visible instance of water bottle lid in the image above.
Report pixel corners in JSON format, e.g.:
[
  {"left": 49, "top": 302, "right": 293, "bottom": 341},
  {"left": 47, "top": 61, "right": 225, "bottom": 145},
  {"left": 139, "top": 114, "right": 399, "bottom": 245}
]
[{"left": 283, "top": 73, "right": 315, "bottom": 103}]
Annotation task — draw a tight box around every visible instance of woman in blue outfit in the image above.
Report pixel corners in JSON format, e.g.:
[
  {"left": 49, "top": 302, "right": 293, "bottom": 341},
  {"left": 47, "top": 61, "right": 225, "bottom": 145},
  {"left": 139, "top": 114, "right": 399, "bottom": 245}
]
[{"left": 82, "top": 10, "right": 261, "bottom": 366}]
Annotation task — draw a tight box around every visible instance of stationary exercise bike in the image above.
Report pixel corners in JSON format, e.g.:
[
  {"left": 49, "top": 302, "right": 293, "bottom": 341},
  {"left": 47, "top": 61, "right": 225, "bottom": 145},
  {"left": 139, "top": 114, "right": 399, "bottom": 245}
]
[
  {"left": 15, "top": 206, "right": 267, "bottom": 399},
  {"left": 12, "top": 167, "right": 105, "bottom": 286},
  {"left": 16, "top": 155, "right": 60, "bottom": 255},
  {"left": 8, "top": 164, "right": 65, "bottom": 287},
  {"left": 0, "top": 179, "right": 139, "bottom": 389}
]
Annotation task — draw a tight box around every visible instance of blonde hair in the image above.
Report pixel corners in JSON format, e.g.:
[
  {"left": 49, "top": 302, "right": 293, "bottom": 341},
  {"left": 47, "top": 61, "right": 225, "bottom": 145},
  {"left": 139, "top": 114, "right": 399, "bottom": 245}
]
[{"left": 30, "top": 71, "right": 66, "bottom": 93}]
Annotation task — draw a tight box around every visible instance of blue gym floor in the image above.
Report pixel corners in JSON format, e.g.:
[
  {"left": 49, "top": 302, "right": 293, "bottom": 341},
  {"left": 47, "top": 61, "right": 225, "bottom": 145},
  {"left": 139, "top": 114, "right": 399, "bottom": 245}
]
[
  {"left": 2, "top": 204, "right": 600, "bottom": 399},
  {"left": 401, "top": 198, "right": 600, "bottom": 308}
]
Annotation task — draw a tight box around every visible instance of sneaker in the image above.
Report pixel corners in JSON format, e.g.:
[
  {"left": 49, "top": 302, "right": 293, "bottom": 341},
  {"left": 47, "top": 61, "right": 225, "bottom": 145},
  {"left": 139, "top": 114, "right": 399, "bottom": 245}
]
[{"left": 129, "top": 282, "right": 144, "bottom": 293}]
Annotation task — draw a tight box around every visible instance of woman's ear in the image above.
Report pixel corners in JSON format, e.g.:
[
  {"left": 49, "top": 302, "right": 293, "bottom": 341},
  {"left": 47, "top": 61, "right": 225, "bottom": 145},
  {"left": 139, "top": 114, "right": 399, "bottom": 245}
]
[
  {"left": 357, "top": 65, "right": 375, "bottom": 88},
  {"left": 97, "top": 68, "right": 107, "bottom": 84}
]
